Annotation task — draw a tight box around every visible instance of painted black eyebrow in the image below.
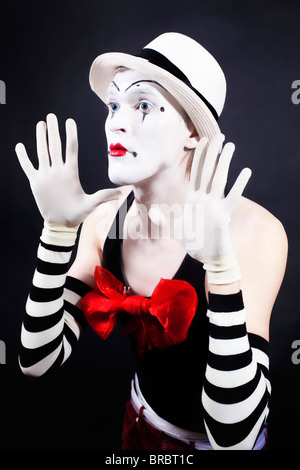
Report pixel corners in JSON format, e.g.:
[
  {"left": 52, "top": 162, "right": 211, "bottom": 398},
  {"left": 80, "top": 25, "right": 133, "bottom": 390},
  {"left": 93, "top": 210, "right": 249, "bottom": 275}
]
[
  {"left": 112, "top": 81, "right": 120, "bottom": 91},
  {"left": 124, "top": 80, "right": 166, "bottom": 93}
]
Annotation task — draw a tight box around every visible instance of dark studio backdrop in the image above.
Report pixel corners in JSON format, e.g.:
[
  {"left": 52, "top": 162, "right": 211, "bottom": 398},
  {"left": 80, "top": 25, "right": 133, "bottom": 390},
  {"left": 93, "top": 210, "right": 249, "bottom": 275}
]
[{"left": 0, "top": 0, "right": 299, "bottom": 452}]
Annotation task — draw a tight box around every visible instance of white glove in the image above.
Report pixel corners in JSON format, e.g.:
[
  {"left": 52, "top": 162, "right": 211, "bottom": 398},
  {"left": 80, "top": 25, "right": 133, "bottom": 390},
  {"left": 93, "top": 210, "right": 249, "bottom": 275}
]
[
  {"left": 150, "top": 134, "right": 252, "bottom": 284},
  {"left": 15, "top": 113, "right": 121, "bottom": 229}
]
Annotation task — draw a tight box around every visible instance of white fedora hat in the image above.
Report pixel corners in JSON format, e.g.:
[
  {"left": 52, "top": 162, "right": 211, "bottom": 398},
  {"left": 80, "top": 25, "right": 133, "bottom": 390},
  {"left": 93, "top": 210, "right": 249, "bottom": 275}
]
[{"left": 89, "top": 32, "right": 226, "bottom": 141}]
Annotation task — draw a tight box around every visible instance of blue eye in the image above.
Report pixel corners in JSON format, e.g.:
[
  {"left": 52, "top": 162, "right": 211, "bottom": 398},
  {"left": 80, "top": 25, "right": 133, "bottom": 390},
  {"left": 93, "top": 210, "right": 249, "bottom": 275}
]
[
  {"left": 139, "top": 101, "right": 152, "bottom": 112},
  {"left": 108, "top": 102, "right": 120, "bottom": 113}
]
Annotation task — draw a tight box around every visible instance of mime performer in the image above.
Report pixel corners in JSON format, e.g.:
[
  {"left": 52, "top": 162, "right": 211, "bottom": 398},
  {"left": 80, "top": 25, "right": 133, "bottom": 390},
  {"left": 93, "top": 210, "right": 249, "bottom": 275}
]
[{"left": 15, "top": 32, "right": 287, "bottom": 450}]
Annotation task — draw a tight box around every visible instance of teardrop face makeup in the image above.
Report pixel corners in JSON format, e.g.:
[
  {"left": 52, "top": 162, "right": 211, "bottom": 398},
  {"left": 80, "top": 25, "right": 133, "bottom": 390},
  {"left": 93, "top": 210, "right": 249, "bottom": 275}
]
[{"left": 104, "top": 69, "right": 193, "bottom": 186}]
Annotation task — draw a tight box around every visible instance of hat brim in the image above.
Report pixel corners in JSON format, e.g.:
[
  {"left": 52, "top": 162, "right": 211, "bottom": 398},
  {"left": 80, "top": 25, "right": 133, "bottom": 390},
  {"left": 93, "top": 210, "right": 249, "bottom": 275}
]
[{"left": 89, "top": 52, "right": 221, "bottom": 141}]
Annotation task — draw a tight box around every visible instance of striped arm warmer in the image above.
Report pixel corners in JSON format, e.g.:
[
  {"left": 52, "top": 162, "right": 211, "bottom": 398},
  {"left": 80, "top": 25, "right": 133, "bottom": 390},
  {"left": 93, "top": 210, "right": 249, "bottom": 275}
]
[
  {"left": 19, "top": 223, "right": 91, "bottom": 377},
  {"left": 202, "top": 291, "right": 271, "bottom": 450}
]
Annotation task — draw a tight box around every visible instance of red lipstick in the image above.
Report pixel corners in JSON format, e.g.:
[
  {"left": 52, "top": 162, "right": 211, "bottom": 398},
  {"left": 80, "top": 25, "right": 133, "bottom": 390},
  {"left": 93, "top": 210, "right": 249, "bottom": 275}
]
[{"left": 109, "top": 143, "right": 127, "bottom": 157}]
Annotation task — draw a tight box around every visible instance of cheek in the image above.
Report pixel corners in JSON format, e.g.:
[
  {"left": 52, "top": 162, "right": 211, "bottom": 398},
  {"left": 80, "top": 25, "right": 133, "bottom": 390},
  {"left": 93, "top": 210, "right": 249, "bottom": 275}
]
[
  {"left": 160, "top": 116, "right": 189, "bottom": 148},
  {"left": 104, "top": 118, "right": 110, "bottom": 139},
  {"left": 136, "top": 113, "right": 189, "bottom": 154}
]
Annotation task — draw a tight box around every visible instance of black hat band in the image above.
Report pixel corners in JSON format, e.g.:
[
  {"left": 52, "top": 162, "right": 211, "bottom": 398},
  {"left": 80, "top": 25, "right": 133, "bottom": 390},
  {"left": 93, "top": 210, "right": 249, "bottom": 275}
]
[{"left": 137, "top": 48, "right": 219, "bottom": 122}]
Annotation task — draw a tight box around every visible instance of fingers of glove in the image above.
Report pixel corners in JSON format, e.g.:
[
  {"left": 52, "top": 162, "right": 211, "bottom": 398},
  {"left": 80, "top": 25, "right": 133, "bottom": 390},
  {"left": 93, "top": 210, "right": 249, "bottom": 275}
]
[
  {"left": 199, "top": 133, "right": 225, "bottom": 194},
  {"left": 65, "top": 118, "right": 78, "bottom": 168},
  {"left": 36, "top": 120, "right": 51, "bottom": 169},
  {"left": 210, "top": 142, "right": 235, "bottom": 198},
  {"left": 15, "top": 143, "right": 36, "bottom": 181},
  {"left": 189, "top": 137, "right": 208, "bottom": 191},
  {"left": 46, "top": 113, "right": 63, "bottom": 166},
  {"left": 225, "top": 167, "right": 252, "bottom": 211},
  {"left": 85, "top": 188, "right": 123, "bottom": 212}
]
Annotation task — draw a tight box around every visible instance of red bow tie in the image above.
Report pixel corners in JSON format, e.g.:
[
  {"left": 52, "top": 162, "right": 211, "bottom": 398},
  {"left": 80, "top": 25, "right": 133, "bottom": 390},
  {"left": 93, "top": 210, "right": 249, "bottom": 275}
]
[{"left": 81, "top": 266, "right": 198, "bottom": 355}]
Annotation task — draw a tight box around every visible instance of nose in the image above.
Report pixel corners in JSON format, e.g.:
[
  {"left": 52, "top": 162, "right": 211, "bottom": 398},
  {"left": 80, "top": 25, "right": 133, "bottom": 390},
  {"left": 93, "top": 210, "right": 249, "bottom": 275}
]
[{"left": 105, "top": 107, "right": 130, "bottom": 134}]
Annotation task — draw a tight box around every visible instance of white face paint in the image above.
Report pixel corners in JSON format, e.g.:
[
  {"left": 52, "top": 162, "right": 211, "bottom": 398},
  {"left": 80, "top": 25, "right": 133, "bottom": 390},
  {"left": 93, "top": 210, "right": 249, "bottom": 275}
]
[{"left": 104, "top": 69, "right": 194, "bottom": 186}]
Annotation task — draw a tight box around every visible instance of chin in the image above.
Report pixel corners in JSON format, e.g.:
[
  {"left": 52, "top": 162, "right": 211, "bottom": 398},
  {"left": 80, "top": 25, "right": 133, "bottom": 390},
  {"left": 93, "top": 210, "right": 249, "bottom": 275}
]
[
  {"left": 108, "top": 169, "right": 136, "bottom": 186},
  {"left": 108, "top": 158, "right": 159, "bottom": 187},
  {"left": 108, "top": 164, "right": 147, "bottom": 186}
]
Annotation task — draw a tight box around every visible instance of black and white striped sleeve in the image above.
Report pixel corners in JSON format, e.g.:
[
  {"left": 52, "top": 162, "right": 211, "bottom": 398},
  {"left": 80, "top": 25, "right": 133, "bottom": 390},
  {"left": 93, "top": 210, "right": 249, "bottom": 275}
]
[
  {"left": 19, "top": 223, "right": 92, "bottom": 377},
  {"left": 201, "top": 291, "right": 271, "bottom": 450}
]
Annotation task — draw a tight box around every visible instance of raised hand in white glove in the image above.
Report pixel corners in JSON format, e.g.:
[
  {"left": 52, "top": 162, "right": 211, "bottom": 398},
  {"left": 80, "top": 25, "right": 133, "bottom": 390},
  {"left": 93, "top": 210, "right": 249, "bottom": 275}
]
[
  {"left": 15, "top": 113, "right": 121, "bottom": 229},
  {"left": 150, "top": 134, "right": 252, "bottom": 285}
]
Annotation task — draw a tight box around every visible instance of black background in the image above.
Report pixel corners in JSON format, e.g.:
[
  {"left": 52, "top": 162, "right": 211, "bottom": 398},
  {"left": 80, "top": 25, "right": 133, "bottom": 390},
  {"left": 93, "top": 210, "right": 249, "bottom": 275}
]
[{"left": 0, "top": 0, "right": 299, "bottom": 451}]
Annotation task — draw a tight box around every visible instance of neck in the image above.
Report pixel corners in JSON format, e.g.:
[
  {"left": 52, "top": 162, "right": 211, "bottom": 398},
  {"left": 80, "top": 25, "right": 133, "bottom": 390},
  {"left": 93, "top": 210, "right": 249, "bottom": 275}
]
[
  {"left": 129, "top": 163, "right": 189, "bottom": 239},
  {"left": 135, "top": 166, "right": 188, "bottom": 204}
]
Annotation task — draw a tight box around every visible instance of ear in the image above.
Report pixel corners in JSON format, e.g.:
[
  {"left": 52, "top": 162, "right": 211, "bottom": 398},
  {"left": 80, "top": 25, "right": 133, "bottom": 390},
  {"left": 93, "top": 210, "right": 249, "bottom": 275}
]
[{"left": 184, "top": 120, "right": 200, "bottom": 149}]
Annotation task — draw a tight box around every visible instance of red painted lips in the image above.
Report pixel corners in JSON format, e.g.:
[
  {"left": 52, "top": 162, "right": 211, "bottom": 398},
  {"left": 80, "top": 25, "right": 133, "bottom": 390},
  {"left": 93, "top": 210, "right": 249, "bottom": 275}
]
[{"left": 109, "top": 143, "right": 127, "bottom": 157}]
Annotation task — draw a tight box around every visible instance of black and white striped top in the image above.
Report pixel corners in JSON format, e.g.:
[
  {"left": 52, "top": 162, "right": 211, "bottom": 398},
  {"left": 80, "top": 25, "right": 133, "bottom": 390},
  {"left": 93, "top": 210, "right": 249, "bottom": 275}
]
[{"left": 19, "top": 223, "right": 270, "bottom": 450}]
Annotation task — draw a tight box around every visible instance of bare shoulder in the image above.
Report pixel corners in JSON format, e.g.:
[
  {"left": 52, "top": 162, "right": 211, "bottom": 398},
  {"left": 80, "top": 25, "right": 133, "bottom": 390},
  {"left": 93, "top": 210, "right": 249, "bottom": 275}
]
[
  {"left": 231, "top": 196, "right": 288, "bottom": 256},
  {"left": 231, "top": 197, "right": 288, "bottom": 339}
]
